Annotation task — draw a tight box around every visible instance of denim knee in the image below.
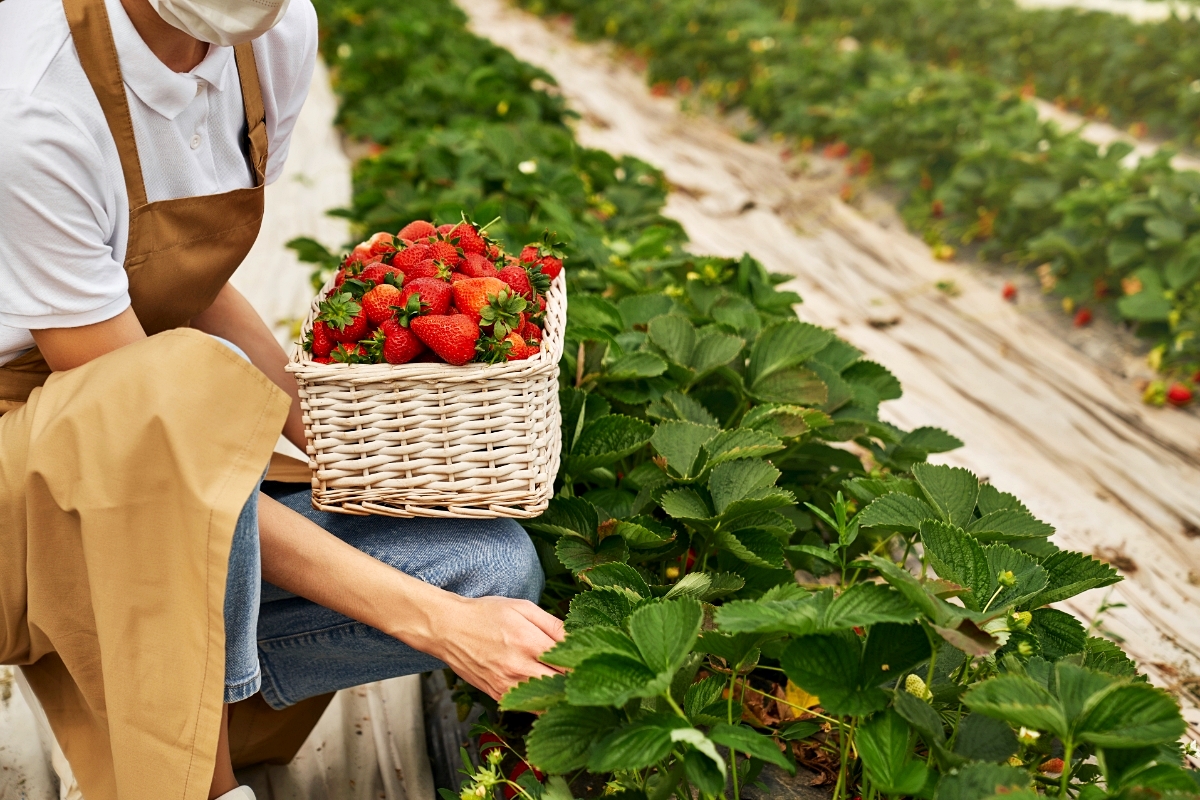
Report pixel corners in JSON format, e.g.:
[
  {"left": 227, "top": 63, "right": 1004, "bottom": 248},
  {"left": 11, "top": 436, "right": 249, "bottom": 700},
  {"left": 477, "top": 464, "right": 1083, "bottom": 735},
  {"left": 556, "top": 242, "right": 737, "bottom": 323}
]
[{"left": 472, "top": 519, "right": 544, "bottom": 603}]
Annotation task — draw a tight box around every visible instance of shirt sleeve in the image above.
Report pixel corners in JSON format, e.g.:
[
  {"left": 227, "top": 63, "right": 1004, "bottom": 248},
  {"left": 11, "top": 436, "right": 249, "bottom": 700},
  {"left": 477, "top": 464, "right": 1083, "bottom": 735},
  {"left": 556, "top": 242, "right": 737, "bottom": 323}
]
[
  {"left": 0, "top": 90, "right": 131, "bottom": 330},
  {"left": 256, "top": 0, "right": 318, "bottom": 186}
]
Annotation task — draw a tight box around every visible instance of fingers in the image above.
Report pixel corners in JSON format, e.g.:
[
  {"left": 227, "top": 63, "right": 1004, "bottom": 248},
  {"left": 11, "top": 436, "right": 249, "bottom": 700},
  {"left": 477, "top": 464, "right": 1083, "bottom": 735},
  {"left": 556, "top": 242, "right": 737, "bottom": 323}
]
[{"left": 512, "top": 599, "right": 567, "bottom": 643}]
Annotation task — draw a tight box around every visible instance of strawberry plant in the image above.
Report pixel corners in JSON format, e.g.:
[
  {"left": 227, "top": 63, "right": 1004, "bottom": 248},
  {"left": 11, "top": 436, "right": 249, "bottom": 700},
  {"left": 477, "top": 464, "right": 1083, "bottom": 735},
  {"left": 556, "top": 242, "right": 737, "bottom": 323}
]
[
  {"left": 515, "top": 0, "right": 1200, "bottom": 383},
  {"left": 301, "top": 0, "right": 1197, "bottom": 796}
]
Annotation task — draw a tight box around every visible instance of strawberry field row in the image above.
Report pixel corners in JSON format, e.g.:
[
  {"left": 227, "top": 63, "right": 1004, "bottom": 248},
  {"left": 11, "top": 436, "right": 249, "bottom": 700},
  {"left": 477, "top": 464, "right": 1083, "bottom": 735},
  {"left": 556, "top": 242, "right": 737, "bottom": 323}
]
[
  {"left": 516, "top": 0, "right": 1200, "bottom": 387},
  {"left": 299, "top": 0, "right": 1197, "bottom": 797}
]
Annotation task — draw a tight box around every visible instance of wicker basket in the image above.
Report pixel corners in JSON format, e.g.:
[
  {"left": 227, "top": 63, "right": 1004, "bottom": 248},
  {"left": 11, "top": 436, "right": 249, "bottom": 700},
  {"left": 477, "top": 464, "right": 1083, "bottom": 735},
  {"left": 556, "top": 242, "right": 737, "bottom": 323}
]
[{"left": 285, "top": 273, "right": 566, "bottom": 518}]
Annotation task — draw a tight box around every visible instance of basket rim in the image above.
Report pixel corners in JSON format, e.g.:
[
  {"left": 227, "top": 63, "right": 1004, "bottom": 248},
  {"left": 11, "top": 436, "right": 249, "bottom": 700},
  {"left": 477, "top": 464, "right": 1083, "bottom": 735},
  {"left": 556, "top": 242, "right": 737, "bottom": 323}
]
[{"left": 286, "top": 271, "right": 567, "bottom": 382}]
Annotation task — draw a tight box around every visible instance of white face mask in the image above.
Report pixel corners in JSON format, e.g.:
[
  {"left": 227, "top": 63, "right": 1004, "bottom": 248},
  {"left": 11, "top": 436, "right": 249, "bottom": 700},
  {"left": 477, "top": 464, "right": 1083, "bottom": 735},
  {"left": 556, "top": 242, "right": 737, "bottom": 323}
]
[{"left": 147, "top": 0, "right": 292, "bottom": 47}]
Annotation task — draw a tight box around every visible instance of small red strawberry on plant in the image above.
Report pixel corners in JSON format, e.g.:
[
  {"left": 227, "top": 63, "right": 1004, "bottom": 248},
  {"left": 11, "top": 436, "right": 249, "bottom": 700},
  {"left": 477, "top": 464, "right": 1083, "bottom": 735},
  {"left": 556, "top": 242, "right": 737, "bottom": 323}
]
[
  {"left": 397, "top": 220, "right": 437, "bottom": 241},
  {"left": 503, "top": 762, "right": 545, "bottom": 800},
  {"left": 411, "top": 314, "right": 480, "bottom": 366},
  {"left": 305, "top": 320, "right": 335, "bottom": 358},
  {"left": 1167, "top": 382, "right": 1194, "bottom": 407},
  {"left": 361, "top": 284, "right": 405, "bottom": 325},
  {"left": 318, "top": 292, "right": 370, "bottom": 343},
  {"left": 401, "top": 277, "right": 452, "bottom": 316},
  {"left": 1002, "top": 282, "right": 1018, "bottom": 302},
  {"left": 1073, "top": 308, "right": 1093, "bottom": 327}
]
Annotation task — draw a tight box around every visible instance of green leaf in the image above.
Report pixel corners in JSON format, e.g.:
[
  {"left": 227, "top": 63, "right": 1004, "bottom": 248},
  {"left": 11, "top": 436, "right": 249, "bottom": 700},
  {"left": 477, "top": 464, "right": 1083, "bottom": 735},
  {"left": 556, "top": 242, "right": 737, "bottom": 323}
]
[
  {"left": 566, "top": 587, "right": 635, "bottom": 631},
  {"left": 525, "top": 704, "right": 620, "bottom": 773},
  {"left": 647, "top": 390, "right": 718, "bottom": 426},
  {"left": 583, "top": 562, "right": 651, "bottom": 598},
  {"left": 934, "top": 763, "right": 1029, "bottom": 800},
  {"left": 857, "top": 709, "right": 929, "bottom": 796},
  {"left": 691, "top": 330, "right": 745, "bottom": 374},
  {"left": 963, "top": 675, "right": 1068, "bottom": 739},
  {"left": 893, "top": 688, "right": 946, "bottom": 746},
  {"left": 1077, "top": 681, "right": 1187, "bottom": 747},
  {"left": 650, "top": 421, "right": 719, "bottom": 479},
  {"left": 822, "top": 583, "right": 920, "bottom": 630},
  {"left": 714, "top": 592, "right": 822, "bottom": 635},
  {"left": 709, "top": 459, "right": 782, "bottom": 515},
  {"left": 648, "top": 315, "right": 696, "bottom": 366},
  {"left": 953, "top": 714, "right": 1018, "bottom": 763},
  {"left": 976, "top": 484, "right": 1028, "bottom": 516},
  {"left": 708, "top": 724, "right": 794, "bottom": 772},
  {"left": 672, "top": 729, "right": 726, "bottom": 780},
  {"left": 857, "top": 492, "right": 938, "bottom": 532},
  {"left": 615, "top": 519, "right": 675, "bottom": 548},
  {"left": 714, "top": 527, "right": 786, "bottom": 568},
  {"left": 701, "top": 428, "right": 785, "bottom": 467},
  {"left": 660, "top": 488, "right": 713, "bottom": 522},
  {"left": 747, "top": 321, "right": 834, "bottom": 385},
  {"left": 967, "top": 510, "right": 1055, "bottom": 542},
  {"left": 1084, "top": 636, "right": 1138, "bottom": 678},
  {"left": 720, "top": 488, "right": 795, "bottom": 520},
  {"left": 750, "top": 366, "right": 829, "bottom": 405},
  {"left": 921, "top": 520, "right": 991, "bottom": 607},
  {"left": 782, "top": 624, "right": 930, "bottom": 717},
  {"left": 913, "top": 463, "right": 980, "bottom": 527},
  {"left": 605, "top": 352, "right": 669, "bottom": 379},
  {"left": 983, "top": 543, "right": 1048, "bottom": 609},
  {"left": 685, "top": 675, "right": 727, "bottom": 720},
  {"left": 525, "top": 497, "right": 600, "bottom": 543},
  {"left": 556, "top": 535, "right": 629, "bottom": 574},
  {"left": 588, "top": 713, "right": 690, "bottom": 772},
  {"left": 1029, "top": 608, "right": 1087, "bottom": 660},
  {"left": 568, "top": 295, "right": 624, "bottom": 333},
  {"left": 843, "top": 360, "right": 903, "bottom": 402},
  {"left": 567, "top": 415, "right": 653, "bottom": 474},
  {"left": 500, "top": 674, "right": 567, "bottom": 712},
  {"left": 629, "top": 598, "right": 704, "bottom": 675},
  {"left": 1020, "top": 551, "right": 1121, "bottom": 609},
  {"left": 566, "top": 653, "right": 667, "bottom": 706},
  {"left": 543, "top": 625, "right": 642, "bottom": 669},
  {"left": 900, "top": 427, "right": 963, "bottom": 455},
  {"left": 741, "top": 404, "right": 822, "bottom": 438}
]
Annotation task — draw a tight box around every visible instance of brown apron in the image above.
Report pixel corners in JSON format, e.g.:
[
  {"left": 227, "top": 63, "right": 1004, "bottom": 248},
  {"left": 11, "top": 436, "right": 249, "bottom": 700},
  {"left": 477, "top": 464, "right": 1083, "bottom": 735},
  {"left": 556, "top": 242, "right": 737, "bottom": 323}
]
[
  {"left": 0, "top": 0, "right": 268, "bottom": 409},
  {"left": 0, "top": 1, "right": 329, "bottom": 797}
]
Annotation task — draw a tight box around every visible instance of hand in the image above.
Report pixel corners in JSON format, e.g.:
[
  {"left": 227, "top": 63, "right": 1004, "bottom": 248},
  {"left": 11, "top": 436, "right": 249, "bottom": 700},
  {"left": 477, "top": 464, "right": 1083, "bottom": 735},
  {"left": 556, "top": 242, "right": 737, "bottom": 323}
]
[{"left": 420, "top": 595, "right": 566, "bottom": 701}]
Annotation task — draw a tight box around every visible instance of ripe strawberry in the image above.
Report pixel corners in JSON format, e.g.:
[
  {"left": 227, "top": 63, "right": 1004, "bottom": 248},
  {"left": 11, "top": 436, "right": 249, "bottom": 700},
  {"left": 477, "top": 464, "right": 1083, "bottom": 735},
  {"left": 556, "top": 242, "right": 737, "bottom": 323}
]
[
  {"left": 306, "top": 320, "right": 335, "bottom": 358},
  {"left": 318, "top": 292, "right": 370, "bottom": 343},
  {"left": 931, "top": 199, "right": 945, "bottom": 218},
  {"left": 1167, "top": 382, "right": 1194, "bottom": 406},
  {"left": 519, "top": 231, "right": 564, "bottom": 279},
  {"left": 1002, "top": 282, "right": 1017, "bottom": 302},
  {"left": 480, "top": 291, "right": 528, "bottom": 338},
  {"left": 503, "top": 332, "right": 539, "bottom": 361},
  {"left": 330, "top": 342, "right": 369, "bottom": 363},
  {"left": 519, "top": 319, "right": 542, "bottom": 343},
  {"left": 448, "top": 221, "right": 488, "bottom": 255},
  {"left": 478, "top": 732, "right": 505, "bottom": 756},
  {"left": 398, "top": 220, "right": 438, "bottom": 241},
  {"left": 393, "top": 243, "right": 433, "bottom": 273},
  {"left": 360, "top": 262, "right": 404, "bottom": 287},
  {"left": 452, "top": 277, "right": 510, "bottom": 323},
  {"left": 348, "top": 232, "right": 396, "bottom": 264},
  {"left": 499, "top": 263, "right": 551, "bottom": 301},
  {"left": 362, "top": 284, "right": 404, "bottom": 324},
  {"left": 450, "top": 272, "right": 471, "bottom": 283},
  {"left": 428, "top": 239, "right": 462, "bottom": 268},
  {"left": 411, "top": 314, "right": 480, "bottom": 366},
  {"left": 401, "top": 277, "right": 452, "bottom": 316},
  {"left": 436, "top": 223, "right": 455, "bottom": 235},
  {"left": 312, "top": 356, "right": 333, "bottom": 364},
  {"left": 405, "top": 259, "right": 453, "bottom": 281},
  {"left": 503, "top": 762, "right": 545, "bottom": 800},
  {"left": 381, "top": 319, "right": 426, "bottom": 364},
  {"left": 1073, "top": 308, "right": 1093, "bottom": 327},
  {"left": 477, "top": 333, "right": 515, "bottom": 364},
  {"left": 459, "top": 252, "right": 500, "bottom": 278}
]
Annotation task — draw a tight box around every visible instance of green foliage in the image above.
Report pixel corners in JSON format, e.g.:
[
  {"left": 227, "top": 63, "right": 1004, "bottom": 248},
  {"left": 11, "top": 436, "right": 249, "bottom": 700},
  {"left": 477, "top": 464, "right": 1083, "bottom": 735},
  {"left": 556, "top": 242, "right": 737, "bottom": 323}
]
[{"left": 309, "top": 0, "right": 1187, "bottom": 797}]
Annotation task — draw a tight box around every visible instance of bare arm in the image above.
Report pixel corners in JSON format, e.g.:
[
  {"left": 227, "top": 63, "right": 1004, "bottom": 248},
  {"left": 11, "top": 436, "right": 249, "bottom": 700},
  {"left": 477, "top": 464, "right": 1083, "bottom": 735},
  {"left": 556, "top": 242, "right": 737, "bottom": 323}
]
[
  {"left": 30, "top": 306, "right": 146, "bottom": 371},
  {"left": 258, "top": 494, "right": 565, "bottom": 699},
  {"left": 190, "top": 283, "right": 307, "bottom": 451}
]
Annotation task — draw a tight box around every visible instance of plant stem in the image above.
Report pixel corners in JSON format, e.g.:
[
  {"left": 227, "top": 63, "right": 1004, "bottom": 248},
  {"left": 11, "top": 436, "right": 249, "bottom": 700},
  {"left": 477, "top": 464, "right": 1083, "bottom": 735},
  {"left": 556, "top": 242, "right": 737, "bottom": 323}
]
[
  {"left": 981, "top": 584, "right": 1005, "bottom": 613},
  {"left": 1060, "top": 739, "right": 1074, "bottom": 798},
  {"left": 664, "top": 691, "right": 689, "bottom": 722},
  {"left": 728, "top": 670, "right": 740, "bottom": 800}
]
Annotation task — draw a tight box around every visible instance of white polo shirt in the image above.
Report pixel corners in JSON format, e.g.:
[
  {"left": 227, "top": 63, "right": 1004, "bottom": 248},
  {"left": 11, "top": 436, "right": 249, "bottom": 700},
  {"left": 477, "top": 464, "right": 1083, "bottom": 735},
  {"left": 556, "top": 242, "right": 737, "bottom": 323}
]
[{"left": 0, "top": 0, "right": 317, "bottom": 365}]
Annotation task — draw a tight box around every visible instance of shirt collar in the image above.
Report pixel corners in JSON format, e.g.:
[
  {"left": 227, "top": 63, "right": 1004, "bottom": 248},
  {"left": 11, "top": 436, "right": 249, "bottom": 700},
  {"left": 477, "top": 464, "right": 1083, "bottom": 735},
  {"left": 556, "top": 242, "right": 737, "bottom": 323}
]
[{"left": 104, "top": 0, "right": 235, "bottom": 121}]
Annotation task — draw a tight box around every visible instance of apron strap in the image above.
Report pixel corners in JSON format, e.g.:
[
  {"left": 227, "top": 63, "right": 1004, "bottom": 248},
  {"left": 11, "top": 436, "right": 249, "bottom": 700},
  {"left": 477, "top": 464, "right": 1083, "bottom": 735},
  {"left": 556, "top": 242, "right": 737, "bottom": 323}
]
[
  {"left": 61, "top": 0, "right": 149, "bottom": 210},
  {"left": 234, "top": 43, "right": 269, "bottom": 187}
]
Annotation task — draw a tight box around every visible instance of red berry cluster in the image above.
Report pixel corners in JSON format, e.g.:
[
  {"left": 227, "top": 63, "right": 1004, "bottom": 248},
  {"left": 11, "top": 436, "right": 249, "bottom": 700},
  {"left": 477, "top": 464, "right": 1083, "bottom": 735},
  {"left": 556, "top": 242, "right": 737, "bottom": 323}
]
[{"left": 304, "top": 219, "right": 563, "bottom": 366}]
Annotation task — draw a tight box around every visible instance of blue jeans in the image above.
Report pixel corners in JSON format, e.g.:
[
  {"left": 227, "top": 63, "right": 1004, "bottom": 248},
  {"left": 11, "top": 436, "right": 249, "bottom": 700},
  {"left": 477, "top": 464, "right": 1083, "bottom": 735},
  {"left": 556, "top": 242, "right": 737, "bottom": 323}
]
[{"left": 223, "top": 482, "right": 545, "bottom": 709}]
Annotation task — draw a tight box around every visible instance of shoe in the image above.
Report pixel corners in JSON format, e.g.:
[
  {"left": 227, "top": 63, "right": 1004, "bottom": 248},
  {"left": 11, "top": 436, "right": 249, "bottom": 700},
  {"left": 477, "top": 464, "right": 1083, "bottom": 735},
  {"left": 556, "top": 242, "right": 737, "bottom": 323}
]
[{"left": 214, "top": 787, "right": 256, "bottom": 800}]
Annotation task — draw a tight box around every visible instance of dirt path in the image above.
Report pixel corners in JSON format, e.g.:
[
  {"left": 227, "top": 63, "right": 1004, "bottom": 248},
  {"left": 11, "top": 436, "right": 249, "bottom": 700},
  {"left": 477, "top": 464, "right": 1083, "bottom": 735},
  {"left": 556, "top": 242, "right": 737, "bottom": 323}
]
[{"left": 458, "top": 0, "right": 1200, "bottom": 734}]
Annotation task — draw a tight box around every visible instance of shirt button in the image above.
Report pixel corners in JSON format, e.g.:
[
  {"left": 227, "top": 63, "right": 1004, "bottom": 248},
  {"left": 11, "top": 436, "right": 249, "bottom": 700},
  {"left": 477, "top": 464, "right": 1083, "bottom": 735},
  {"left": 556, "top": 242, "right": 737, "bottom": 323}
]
[{"left": 190, "top": 134, "right": 201, "bottom": 149}]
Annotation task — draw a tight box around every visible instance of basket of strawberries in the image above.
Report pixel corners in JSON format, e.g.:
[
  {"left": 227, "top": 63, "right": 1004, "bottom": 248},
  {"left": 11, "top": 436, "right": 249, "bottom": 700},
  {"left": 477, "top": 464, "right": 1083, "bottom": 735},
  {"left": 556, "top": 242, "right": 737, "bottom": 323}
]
[{"left": 286, "top": 217, "right": 566, "bottom": 518}]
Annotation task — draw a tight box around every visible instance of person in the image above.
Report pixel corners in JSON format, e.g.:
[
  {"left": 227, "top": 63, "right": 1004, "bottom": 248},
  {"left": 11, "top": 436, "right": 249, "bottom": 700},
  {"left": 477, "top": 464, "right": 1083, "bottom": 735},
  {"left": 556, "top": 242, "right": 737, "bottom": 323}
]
[{"left": 0, "top": 0, "right": 565, "bottom": 798}]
